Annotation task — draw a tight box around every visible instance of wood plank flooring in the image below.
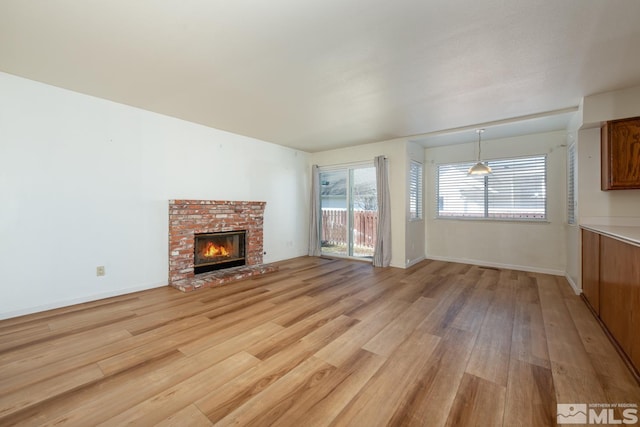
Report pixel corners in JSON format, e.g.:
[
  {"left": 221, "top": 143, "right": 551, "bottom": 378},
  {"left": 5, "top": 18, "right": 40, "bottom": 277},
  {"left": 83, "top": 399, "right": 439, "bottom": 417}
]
[{"left": 0, "top": 257, "right": 639, "bottom": 426}]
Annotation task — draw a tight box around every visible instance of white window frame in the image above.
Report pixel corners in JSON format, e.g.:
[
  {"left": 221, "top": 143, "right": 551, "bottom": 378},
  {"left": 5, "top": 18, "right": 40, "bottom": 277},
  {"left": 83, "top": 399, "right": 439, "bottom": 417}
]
[
  {"left": 436, "top": 154, "right": 547, "bottom": 221},
  {"left": 409, "top": 160, "right": 423, "bottom": 220}
]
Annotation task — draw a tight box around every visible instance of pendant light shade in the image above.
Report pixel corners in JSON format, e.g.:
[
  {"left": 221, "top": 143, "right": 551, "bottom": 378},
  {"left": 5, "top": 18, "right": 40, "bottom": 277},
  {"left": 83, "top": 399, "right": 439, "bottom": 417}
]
[
  {"left": 468, "top": 161, "right": 492, "bottom": 175},
  {"left": 468, "top": 129, "right": 492, "bottom": 176}
]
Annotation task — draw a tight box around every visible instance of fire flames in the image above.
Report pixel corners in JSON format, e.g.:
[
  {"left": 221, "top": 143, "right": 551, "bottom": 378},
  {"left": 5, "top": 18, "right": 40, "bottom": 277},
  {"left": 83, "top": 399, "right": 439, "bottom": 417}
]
[{"left": 203, "top": 241, "right": 230, "bottom": 258}]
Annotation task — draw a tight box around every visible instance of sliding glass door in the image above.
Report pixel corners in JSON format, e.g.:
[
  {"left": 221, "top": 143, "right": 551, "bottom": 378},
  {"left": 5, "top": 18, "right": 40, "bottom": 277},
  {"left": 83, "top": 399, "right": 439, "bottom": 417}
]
[{"left": 319, "top": 165, "right": 377, "bottom": 259}]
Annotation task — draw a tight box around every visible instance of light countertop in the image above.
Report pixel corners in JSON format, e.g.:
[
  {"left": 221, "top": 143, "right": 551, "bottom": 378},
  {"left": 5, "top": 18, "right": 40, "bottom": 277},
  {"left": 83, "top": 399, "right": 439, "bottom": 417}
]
[{"left": 580, "top": 224, "right": 640, "bottom": 247}]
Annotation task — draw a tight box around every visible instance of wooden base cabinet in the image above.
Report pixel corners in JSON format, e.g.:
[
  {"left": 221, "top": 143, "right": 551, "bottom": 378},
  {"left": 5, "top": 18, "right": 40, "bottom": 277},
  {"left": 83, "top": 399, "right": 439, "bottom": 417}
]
[
  {"left": 581, "top": 229, "right": 600, "bottom": 314},
  {"left": 582, "top": 229, "right": 640, "bottom": 377},
  {"left": 599, "top": 235, "right": 640, "bottom": 371}
]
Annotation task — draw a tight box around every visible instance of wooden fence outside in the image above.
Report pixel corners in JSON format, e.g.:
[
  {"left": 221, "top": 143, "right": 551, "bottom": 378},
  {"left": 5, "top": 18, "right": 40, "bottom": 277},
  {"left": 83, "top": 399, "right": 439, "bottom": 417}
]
[{"left": 321, "top": 209, "right": 377, "bottom": 248}]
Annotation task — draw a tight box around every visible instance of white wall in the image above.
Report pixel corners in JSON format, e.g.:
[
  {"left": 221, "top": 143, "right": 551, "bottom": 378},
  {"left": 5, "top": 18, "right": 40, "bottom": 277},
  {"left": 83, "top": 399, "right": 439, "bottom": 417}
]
[
  {"left": 577, "top": 128, "right": 640, "bottom": 222},
  {"left": 425, "top": 131, "right": 567, "bottom": 275},
  {"left": 576, "top": 84, "right": 640, "bottom": 225},
  {"left": 581, "top": 85, "right": 640, "bottom": 127},
  {"left": 0, "top": 72, "right": 309, "bottom": 319}
]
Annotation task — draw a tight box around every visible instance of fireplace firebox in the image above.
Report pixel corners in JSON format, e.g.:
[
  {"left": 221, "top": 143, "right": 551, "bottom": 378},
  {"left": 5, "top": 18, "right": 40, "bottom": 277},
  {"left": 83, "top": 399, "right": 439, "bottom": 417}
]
[{"left": 194, "top": 231, "right": 246, "bottom": 274}]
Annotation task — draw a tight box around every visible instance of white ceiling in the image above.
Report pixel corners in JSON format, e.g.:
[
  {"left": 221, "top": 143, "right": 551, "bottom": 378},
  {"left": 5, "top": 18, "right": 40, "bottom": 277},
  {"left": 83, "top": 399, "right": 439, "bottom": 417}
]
[{"left": 1, "top": 1, "right": 640, "bottom": 152}]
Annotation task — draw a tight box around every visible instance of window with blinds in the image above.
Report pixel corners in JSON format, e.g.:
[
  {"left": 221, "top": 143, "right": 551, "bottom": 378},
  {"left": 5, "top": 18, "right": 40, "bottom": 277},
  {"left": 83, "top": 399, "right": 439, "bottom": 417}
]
[
  {"left": 409, "top": 160, "right": 423, "bottom": 220},
  {"left": 436, "top": 154, "right": 546, "bottom": 221},
  {"left": 567, "top": 144, "right": 576, "bottom": 224}
]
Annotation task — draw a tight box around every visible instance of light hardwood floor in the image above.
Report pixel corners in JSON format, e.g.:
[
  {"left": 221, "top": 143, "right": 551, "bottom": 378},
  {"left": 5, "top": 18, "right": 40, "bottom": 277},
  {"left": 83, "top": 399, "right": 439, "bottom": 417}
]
[{"left": 0, "top": 257, "right": 639, "bottom": 426}]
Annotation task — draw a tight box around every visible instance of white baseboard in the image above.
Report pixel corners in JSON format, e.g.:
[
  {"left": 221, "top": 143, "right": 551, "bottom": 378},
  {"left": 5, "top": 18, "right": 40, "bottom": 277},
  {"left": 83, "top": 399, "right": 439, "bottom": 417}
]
[
  {"left": 564, "top": 273, "right": 581, "bottom": 295},
  {"left": 0, "top": 281, "right": 168, "bottom": 321},
  {"left": 424, "top": 255, "right": 565, "bottom": 277},
  {"left": 406, "top": 256, "right": 426, "bottom": 268}
]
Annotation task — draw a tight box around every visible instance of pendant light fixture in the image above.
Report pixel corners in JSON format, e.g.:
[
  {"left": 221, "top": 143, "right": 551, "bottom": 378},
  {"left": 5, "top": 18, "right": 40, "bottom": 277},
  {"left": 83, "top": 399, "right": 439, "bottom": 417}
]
[{"left": 468, "top": 129, "right": 492, "bottom": 175}]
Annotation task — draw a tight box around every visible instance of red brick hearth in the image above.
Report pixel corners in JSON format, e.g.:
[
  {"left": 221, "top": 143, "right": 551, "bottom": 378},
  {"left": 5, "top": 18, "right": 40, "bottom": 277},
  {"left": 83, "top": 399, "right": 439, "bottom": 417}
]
[{"left": 168, "top": 200, "right": 277, "bottom": 292}]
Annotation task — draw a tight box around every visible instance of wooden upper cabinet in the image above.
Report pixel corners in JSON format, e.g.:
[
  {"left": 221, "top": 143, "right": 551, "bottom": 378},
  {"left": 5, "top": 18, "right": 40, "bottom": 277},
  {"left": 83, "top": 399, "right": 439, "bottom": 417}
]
[{"left": 601, "top": 116, "right": 640, "bottom": 190}]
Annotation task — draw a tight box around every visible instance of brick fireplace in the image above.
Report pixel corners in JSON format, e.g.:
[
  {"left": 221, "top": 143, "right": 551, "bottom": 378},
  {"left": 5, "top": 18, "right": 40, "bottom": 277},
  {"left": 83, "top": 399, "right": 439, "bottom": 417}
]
[{"left": 168, "top": 200, "right": 277, "bottom": 292}]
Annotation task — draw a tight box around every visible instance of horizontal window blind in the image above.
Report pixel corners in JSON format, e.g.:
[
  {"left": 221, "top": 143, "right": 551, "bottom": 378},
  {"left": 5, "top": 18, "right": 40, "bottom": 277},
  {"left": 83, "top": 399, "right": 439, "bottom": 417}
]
[
  {"left": 567, "top": 144, "right": 576, "bottom": 224},
  {"left": 409, "top": 161, "right": 423, "bottom": 220},
  {"left": 437, "top": 155, "right": 546, "bottom": 220}
]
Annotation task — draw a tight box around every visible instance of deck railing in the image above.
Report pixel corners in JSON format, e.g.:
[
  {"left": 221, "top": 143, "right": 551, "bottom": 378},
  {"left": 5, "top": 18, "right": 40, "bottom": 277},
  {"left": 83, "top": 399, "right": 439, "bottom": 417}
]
[{"left": 321, "top": 209, "right": 377, "bottom": 248}]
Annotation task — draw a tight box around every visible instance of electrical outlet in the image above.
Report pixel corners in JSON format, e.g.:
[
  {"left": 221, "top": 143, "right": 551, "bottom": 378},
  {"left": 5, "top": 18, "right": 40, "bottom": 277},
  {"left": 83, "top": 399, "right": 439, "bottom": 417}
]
[{"left": 96, "top": 266, "right": 106, "bottom": 276}]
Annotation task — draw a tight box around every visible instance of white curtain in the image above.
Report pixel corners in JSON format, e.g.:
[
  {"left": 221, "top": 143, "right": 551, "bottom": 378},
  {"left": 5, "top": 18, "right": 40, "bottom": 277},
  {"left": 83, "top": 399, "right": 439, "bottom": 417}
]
[
  {"left": 308, "top": 164, "right": 322, "bottom": 256},
  {"left": 373, "top": 155, "right": 391, "bottom": 267}
]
